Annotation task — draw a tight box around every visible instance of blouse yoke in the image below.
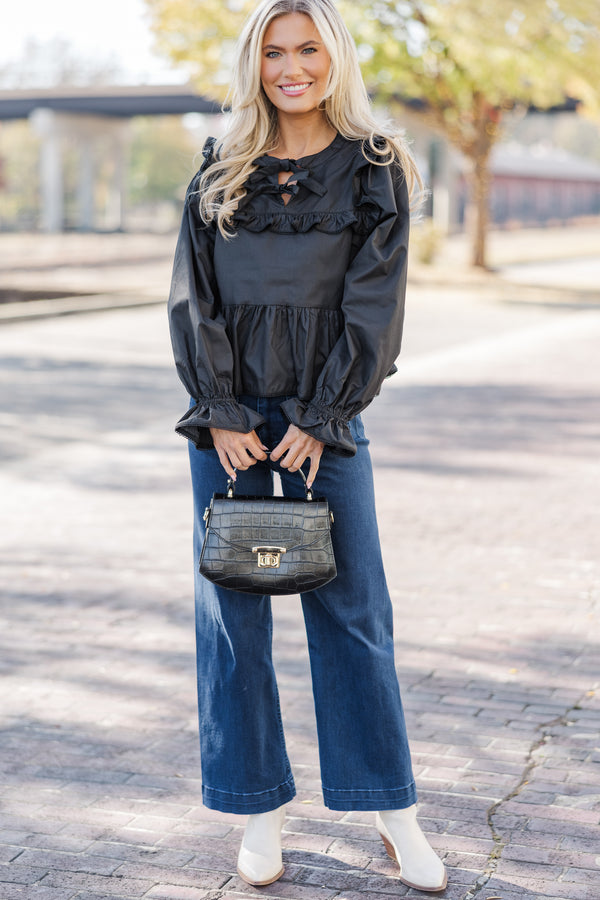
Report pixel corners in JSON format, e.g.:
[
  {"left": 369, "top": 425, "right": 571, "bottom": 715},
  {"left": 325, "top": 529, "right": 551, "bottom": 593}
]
[{"left": 167, "top": 132, "right": 410, "bottom": 457}]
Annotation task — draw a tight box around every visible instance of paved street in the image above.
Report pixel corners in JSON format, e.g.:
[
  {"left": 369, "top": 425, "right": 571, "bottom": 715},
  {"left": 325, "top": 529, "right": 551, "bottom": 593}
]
[{"left": 0, "top": 240, "right": 599, "bottom": 899}]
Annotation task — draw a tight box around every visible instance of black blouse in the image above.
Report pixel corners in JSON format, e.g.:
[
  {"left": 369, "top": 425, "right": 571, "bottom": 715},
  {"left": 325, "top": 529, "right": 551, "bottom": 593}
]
[{"left": 168, "top": 132, "right": 409, "bottom": 457}]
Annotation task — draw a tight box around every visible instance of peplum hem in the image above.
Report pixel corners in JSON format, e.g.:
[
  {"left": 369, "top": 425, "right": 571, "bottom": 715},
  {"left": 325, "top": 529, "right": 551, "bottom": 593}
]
[
  {"left": 222, "top": 304, "right": 343, "bottom": 400},
  {"left": 175, "top": 397, "right": 265, "bottom": 450},
  {"left": 280, "top": 397, "right": 356, "bottom": 458}
]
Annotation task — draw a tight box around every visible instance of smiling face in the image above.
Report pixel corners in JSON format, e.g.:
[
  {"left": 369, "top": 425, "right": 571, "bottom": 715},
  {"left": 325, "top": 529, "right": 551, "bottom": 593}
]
[{"left": 260, "top": 12, "right": 332, "bottom": 118}]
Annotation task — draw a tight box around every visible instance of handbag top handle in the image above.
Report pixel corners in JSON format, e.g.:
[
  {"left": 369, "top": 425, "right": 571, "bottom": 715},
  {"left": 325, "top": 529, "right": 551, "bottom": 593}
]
[{"left": 227, "top": 466, "right": 314, "bottom": 501}]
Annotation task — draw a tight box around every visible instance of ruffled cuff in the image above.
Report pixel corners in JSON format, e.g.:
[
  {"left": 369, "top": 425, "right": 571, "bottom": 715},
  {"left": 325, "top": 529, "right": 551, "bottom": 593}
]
[
  {"left": 280, "top": 398, "right": 356, "bottom": 458},
  {"left": 175, "top": 397, "right": 265, "bottom": 450}
]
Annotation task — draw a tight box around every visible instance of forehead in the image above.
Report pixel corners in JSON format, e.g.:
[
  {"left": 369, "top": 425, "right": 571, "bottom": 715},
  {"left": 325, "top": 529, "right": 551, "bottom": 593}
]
[{"left": 262, "top": 12, "right": 322, "bottom": 46}]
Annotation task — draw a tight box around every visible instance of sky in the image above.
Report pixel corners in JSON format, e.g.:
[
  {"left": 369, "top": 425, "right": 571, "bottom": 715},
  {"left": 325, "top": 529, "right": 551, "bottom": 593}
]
[{"left": 1, "top": 0, "right": 186, "bottom": 85}]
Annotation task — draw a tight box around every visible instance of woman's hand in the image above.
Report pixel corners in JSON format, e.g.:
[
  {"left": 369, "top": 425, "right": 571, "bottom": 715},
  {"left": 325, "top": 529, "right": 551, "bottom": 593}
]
[
  {"left": 210, "top": 428, "right": 269, "bottom": 479},
  {"left": 270, "top": 425, "right": 324, "bottom": 489}
]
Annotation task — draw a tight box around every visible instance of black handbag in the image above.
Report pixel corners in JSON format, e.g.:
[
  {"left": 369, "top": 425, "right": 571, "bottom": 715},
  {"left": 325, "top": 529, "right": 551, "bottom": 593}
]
[{"left": 199, "top": 471, "right": 336, "bottom": 595}]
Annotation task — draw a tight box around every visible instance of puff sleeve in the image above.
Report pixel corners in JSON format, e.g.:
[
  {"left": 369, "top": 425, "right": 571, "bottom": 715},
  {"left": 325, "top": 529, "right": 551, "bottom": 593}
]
[
  {"left": 281, "top": 158, "right": 409, "bottom": 456},
  {"left": 167, "top": 158, "right": 266, "bottom": 450}
]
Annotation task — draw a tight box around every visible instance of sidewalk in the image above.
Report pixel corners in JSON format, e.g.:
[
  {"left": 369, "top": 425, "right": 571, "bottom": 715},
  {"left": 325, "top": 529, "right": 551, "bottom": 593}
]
[
  {"left": 0, "top": 233, "right": 176, "bottom": 322},
  {"left": 0, "top": 230, "right": 599, "bottom": 900},
  {"left": 1, "top": 223, "right": 599, "bottom": 324}
]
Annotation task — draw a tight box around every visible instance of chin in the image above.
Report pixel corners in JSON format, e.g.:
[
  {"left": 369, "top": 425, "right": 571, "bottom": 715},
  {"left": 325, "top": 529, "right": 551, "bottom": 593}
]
[{"left": 270, "top": 94, "right": 323, "bottom": 116}]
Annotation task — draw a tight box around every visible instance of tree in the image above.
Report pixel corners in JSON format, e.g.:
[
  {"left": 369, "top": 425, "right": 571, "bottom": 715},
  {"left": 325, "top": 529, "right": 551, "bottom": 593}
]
[
  {"left": 145, "top": 0, "right": 255, "bottom": 100},
  {"left": 0, "top": 37, "right": 125, "bottom": 88},
  {"left": 129, "top": 116, "right": 201, "bottom": 207},
  {"left": 338, "top": 0, "right": 600, "bottom": 265},
  {"left": 146, "top": 0, "right": 600, "bottom": 266},
  {"left": 0, "top": 121, "right": 40, "bottom": 229}
]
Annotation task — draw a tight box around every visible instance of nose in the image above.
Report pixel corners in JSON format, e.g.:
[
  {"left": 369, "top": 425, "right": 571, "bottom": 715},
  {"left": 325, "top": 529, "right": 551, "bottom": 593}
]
[{"left": 283, "top": 52, "right": 304, "bottom": 79}]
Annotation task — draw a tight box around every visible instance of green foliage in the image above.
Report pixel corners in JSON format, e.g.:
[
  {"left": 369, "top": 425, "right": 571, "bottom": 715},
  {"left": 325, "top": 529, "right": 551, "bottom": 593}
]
[
  {"left": 0, "top": 116, "right": 201, "bottom": 231},
  {"left": 339, "top": 0, "right": 600, "bottom": 152},
  {"left": 411, "top": 218, "right": 444, "bottom": 265},
  {"left": 146, "top": 0, "right": 257, "bottom": 101},
  {"left": 0, "top": 122, "right": 40, "bottom": 229},
  {"left": 128, "top": 116, "right": 200, "bottom": 206}
]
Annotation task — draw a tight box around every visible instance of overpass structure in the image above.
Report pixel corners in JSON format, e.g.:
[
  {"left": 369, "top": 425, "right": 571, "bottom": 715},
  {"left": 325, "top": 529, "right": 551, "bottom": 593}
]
[{"left": 0, "top": 85, "right": 221, "bottom": 232}]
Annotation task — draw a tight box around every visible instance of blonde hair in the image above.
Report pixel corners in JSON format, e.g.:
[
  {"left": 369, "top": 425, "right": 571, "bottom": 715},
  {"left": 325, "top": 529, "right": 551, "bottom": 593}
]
[{"left": 198, "top": 0, "right": 423, "bottom": 236}]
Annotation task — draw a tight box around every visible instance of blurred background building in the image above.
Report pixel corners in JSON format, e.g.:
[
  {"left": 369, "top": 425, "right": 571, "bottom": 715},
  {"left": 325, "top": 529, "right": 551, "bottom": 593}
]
[{"left": 0, "top": 86, "right": 220, "bottom": 232}]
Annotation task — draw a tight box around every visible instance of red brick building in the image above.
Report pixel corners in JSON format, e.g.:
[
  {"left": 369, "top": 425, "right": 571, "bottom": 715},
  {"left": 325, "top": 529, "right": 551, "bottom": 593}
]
[{"left": 483, "top": 144, "right": 600, "bottom": 227}]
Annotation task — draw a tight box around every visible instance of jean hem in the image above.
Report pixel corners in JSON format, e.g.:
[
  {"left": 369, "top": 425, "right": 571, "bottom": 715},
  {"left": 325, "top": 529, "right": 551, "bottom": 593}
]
[
  {"left": 202, "top": 777, "right": 296, "bottom": 815},
  {"left": 322, "top": 782, "right": 417, "bottom": 812}
]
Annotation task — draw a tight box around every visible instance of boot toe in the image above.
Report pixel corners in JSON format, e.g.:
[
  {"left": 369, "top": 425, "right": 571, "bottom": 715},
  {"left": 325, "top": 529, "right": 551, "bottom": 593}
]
[
  {"left": 237, "top": 847, "right": 284, "bottom": 886},
  {"left": 377, "top": 809, "right": 447, "bottom": 893}
]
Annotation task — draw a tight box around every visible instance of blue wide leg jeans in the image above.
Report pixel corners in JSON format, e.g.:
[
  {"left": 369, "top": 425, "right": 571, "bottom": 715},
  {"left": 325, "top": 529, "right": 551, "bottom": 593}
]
[{"left": 189, "top": 395, "right": 417, "bottom": 814}]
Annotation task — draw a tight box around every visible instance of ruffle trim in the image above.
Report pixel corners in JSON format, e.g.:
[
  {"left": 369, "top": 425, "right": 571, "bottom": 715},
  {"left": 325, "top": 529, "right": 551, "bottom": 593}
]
[
  {"left": 280, "top": 398, "right": 356, "bottom": 458},
  {"left": 175, "top": 397, "right": 265, "bottom": 450},
  {"left": 353, "top": 141, "right": 397, "bottom": 229},
  {"left": 233, "top": 207, "right": 376, "bottom": 235},
  {"left": 233, "top": 137, "right": 395, "bottom": 236},
  {"left": 201, "top": 136, "right": 217, "bottom": 165}
]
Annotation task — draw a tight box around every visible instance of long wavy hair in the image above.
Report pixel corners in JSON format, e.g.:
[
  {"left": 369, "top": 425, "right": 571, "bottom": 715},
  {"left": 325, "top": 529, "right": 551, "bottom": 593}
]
[{"left": 198, "top": 0, "right": 423, "bottom": 236}]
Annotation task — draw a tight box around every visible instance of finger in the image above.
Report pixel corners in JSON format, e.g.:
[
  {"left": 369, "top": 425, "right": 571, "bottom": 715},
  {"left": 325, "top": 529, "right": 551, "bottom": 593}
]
[
  {"left": 270, "top": 438, "right": 291, "bottom": 462},
  {"left": 228, "top": 447, "right": 258, "bottom": 471},
  {"left": 280, "top": 448, "right": 304, "bottom": 471},
  {"left": 307, "top": 456, "right": 321, "bottom": 489},
  {"left": 218, "top": 435, "right": 258, "bottom": 465},
  {"left": 228, "top": 432, "right": 267, "bottom": 461},
  {"left": 216, "top": 447, "right": 236, "bottom": 480},
  {"left": 246, "top": 431, "right": 270, "bottom": 456},
  {"left": 246, "top": 439, "right": 269, "bottom": 460}
]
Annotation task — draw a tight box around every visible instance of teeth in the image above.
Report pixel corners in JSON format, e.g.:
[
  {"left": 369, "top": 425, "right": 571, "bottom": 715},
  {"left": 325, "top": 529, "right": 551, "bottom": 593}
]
[{"left": 281, "top": 83, "right": 310, "bottom": 94}]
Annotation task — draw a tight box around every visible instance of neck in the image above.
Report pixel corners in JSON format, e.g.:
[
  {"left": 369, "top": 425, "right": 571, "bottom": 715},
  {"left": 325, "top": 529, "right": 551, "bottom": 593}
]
[{"left": 272, "top": 111, "right": 337, "bottom": 159}]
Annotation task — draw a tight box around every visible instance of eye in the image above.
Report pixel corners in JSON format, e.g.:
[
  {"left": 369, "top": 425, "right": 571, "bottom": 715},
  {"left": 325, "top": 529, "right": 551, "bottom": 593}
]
[
  {"left": 265, "top": 50, "right": 281, "bottom": 59},
  {"left": 302, "top": 46, "right": 317, "bottom": 54}
]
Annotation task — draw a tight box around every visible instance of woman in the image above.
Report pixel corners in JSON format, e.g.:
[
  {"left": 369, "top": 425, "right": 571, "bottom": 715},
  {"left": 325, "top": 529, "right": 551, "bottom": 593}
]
[{"left": 168, "top": 0, "right": 447, "bottom": 892}]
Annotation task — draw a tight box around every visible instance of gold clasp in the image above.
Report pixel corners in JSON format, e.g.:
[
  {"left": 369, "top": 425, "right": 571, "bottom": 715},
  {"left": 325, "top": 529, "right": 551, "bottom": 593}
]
[{"left": 252, "top": 546, "right": 287, "bottom": 569}]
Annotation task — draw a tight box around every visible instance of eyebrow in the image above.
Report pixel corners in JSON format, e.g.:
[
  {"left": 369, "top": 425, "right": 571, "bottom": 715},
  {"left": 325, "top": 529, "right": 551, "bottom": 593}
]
[{"left": 263, "top": 40, "right": 323, "bottom": 51}]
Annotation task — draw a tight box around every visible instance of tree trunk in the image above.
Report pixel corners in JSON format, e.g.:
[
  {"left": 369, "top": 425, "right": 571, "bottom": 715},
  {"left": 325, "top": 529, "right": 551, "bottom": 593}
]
[
  {"left": 463, "top": 92, "right": 498, "bottom": 269},
  {"left": 470, "top": 151, "right": 491, "bottom": 268}
]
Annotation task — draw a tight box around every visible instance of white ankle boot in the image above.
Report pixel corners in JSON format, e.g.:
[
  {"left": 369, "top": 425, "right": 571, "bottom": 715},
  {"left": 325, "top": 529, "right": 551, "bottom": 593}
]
[
  {"left": 237, "top": 804, "right": 286, "bottom": 886},
  {"left": 376, "top": 806, "right": 447, "bottom": 892}
]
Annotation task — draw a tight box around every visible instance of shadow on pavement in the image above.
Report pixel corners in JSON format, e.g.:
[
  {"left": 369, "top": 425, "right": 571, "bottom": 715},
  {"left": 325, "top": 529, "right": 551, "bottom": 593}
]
[{"left": 1, "top": 351, "right": 598, "bottom": 481}]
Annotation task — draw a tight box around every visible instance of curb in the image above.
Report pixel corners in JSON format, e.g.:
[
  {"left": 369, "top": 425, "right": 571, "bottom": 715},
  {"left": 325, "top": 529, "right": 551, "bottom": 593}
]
[{"left": 0, "top": 292, "right": 165, "bottom": 324}]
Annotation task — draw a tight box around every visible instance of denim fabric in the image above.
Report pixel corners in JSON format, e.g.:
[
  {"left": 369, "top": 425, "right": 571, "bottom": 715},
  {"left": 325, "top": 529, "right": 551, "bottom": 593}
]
[{"left": 189, "top": 395, "right": 417, "bottom": 814}]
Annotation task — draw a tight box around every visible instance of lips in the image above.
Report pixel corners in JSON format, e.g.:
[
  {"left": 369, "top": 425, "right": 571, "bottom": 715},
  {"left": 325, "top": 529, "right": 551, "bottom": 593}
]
[{"left": 279, "top": 82, "right": 312, "bottom": 96}]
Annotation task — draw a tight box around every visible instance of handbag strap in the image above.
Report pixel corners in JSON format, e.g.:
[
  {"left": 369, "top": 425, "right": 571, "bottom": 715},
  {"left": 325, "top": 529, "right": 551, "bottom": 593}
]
[{"left": 227, "top": 466, "right": 313, "bottom": 501}]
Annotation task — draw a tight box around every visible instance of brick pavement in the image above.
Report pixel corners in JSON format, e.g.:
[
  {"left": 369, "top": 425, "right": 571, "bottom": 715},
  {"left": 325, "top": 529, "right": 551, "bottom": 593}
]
[{"left": 0, "top": 248, "right": 599, "bottom": 899}]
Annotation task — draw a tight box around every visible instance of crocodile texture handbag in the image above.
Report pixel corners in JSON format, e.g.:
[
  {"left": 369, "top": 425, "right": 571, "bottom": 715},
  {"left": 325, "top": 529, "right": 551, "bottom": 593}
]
[{"left": 199, "top": 472, "right": 336, "bottom": 595}]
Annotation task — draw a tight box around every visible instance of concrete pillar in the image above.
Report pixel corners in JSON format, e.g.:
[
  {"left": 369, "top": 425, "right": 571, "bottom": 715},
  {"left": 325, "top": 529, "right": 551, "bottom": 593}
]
[
  {"left": 30, "top": 109, "right": 64, "bottom": 233},
  {"left": 30, "top": 110, "right": 131, "bottom": 233},
  {"left": 104, "top": 121, "right": 130, "bottom": 231},
  {"left": 77, "top": 134, "right": 95, "bottom": 231},
  {"left": 431, "top": 141, "right": 463, "bottom": 234}
]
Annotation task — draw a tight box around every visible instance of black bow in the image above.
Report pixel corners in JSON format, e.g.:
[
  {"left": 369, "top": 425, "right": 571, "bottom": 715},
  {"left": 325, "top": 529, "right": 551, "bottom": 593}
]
[{"left": 248, "top": 155, "right": 327, "bottom": 199}]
